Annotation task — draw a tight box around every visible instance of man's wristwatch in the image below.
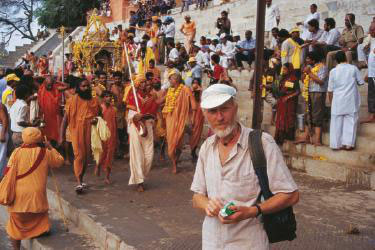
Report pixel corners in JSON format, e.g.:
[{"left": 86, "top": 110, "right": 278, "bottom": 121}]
[{"left": 254, "top": 204, "right": 262, "bottom": 217}]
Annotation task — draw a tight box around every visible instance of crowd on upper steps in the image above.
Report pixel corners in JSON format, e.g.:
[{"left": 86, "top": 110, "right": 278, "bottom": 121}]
[{"left": 107, "top": 0, "right": 375, "bottom": 151}]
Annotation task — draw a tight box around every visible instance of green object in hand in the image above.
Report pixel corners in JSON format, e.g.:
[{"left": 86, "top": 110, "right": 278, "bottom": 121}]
[{"left": 220, "top": 202, "right": 235, "bottom": 217}]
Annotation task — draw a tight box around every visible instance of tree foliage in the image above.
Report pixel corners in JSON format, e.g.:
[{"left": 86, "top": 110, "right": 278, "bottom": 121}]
[
  {"left": 36, "top": 0, "right": 101, "bottom": 29},
  {"left": 0, "top": 0, "right": 41, "bottom": 43}
]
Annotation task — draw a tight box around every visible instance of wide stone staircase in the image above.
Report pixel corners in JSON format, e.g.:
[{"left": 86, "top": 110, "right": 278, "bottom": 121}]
[
  {"left": 0, "top": 42, "right": 36, "bottom": 68},
  {"left": 225, "top": 70, "right": 375, "bottom": 190},
  {"left": 0, "top": 31, "right": 61, "bottom": 69}
]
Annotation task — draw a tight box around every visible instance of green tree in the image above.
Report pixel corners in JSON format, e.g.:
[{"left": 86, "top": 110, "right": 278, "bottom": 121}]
[{"left": 36, "top": 0, "right": 101, "bottom": 29}]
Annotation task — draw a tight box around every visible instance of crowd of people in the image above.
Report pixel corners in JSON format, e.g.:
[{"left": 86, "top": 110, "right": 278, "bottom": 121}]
[{"left": 0, "top": 0, "right": 374, "bottom": 249}]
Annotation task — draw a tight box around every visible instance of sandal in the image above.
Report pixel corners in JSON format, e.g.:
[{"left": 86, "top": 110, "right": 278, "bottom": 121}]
[
  {"left": 81, "top": 183, "right": 88, "bottom": 189},
  {"left": 75, "top": 185, "right": 84, "bottom": 194}
]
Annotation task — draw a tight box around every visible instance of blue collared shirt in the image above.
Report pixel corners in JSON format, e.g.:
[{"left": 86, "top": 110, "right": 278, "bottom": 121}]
[{"left": 238, "top": 38, "right": 256, "bottom": 56}]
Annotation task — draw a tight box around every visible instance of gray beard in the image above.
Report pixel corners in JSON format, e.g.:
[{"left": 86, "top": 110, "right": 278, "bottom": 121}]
[{"left": 211, "top": 122, "right": 237, "bottom": 138}]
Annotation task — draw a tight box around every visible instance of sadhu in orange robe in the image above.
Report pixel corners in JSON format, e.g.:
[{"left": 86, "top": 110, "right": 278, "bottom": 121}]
[
  {"left": 38, "top": 82, "right": 62, "bottom": 142},
  {"left": 164, "top": 85, "right": 197, "bottom": 158},
  {"left": 4, "top": 127, "right": 64, "bottom": 240},
  {"left": 65, "top": 95, "right": 100, "bottom": 179},
  {"left": 189, "top": 89, "right": 204, "bottom": 150}
]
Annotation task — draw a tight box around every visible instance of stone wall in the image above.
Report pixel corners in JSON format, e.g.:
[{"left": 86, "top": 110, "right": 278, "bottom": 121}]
[{"left": 171, "top": 0, "right": 374, "bottom": 42}]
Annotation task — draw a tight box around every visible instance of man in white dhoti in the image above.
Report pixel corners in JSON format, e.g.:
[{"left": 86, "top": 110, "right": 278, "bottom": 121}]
[
  {"left": 218, "top": 34, "right": 236, "bottom": 69},
  {"left": 191, "top": 84, "right": 299, "bottom": 250},
  {"left": 297, "top": 4, "right": 320, "bottom": 40},
  {"left": 125, "top": 75, "right": 154, "bottom": 192},
  {"left": 328, "top": 51, "right": 365, "bottom": 150}
]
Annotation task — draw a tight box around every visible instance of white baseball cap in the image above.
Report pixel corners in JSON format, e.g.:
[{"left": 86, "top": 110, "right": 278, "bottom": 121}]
[{"left": 201, "top": 84, "right": 237, "bottom": 109}]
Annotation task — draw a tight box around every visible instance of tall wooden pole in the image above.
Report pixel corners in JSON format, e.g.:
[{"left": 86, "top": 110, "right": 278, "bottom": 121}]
[
  {"left": 251, "top": 0, "right": 266, "bottom": 129},
  {"left": 61, "top": 26, "right": 65, "bottom": 82}
]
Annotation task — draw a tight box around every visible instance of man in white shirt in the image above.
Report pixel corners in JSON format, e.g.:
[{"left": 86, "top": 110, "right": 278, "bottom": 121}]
[
  {"left": 195, "top": 45, "right": 210, "bottom": 68},
  {"left": 265, "top": 0, "right": 280, "bottom": 48},
  {"left": 9, "top": 84, "right": 36, "bottom": 148},
  {"left": 328, "top": 51, "right": 365, "bottom": 150},
  {"left": 297, "top": 4, "right": 320, "bottom": 40},
  {"left": 218, "top": 34, "right": 236, "bottom": 69},
  {"left": 304, "top": 18, "right": 324, "bottom": 52},
  {"left": 191, "top": 84, "right": 299, "bottom": 250},
  {"left": 167, "top": 41, "right": 179, "bottom": 64},
  {"left": 361, "top": 22, "right": 375, "bottom": 123},
  {"left": 314, "top": 18, "right": 341, "bottom": 52}
]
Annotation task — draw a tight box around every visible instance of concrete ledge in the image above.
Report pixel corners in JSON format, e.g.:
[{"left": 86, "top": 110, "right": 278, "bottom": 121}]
[
  {"left": 284, "top": 154, "right": 375, "bottom": 190},
  {"left": 46, "top": 189, "right": 135, "bottom": 250}
]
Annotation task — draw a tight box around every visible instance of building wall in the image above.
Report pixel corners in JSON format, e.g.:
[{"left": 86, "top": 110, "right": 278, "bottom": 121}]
[{"left": 110, "top": 0, "right": 137, "bottom": 22}]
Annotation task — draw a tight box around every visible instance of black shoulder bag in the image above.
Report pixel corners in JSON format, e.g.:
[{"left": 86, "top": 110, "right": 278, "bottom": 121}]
[{"left": 248, "top": 129, "right": 297, "bottom": 243}]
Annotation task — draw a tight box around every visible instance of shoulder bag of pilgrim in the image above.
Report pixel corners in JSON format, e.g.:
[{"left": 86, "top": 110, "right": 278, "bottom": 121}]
[
  {"left": 0, "top": 146, "right": 46, "bottom": 206},
  {"left": 248, "top": 129, "right": 297, "bottom": 243}
]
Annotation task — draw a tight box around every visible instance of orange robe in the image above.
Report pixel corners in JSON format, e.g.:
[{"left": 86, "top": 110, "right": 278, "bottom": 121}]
[
  {"left": 99, "top": 104, "right": 117, "bottom": 170},
  {"left": 65, "top": 95, "right": 100, "bottom": 179},
  {"left": 165, "top": 86, "right": 196, "bottom": 157},
  {"left": 38, "top": 84, "right": 62, "bottom": 142},
  {"left": 189, "top": 106, "right": 204, "bottom": 149},
  {"left": 6, "top": 146, "right": 64, "bottom": 240}
]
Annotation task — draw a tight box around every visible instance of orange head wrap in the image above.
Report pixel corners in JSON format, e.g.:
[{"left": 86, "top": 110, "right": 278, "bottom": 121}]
[
  {"left": 133, "top": 74, "right": 146, "bottom": 87},
  {"left": 22, "top": 127, "right": 43, "bottom": 144}
]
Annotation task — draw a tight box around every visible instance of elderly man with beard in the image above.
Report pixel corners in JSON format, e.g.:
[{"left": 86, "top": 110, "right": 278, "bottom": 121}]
[
  {"left": 59, "top": 78, "right": 100, "bottom": 193},
  {"left": 191, "top": 84, "right": 299, "bottom": 249},
  {"left": 38, "top": 76, "right": 62, "bottom": 146},
  {"left": 163, "top": 71, "right": 197, "bottom": 174}
]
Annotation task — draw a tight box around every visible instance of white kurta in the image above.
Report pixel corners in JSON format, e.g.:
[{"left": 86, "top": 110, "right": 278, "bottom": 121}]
[
  {"left": 127, "top": 110, "right": 154, "bottom": 185},
  {"left": 219, "top": 41, "right": 235, "bottom": 68},
  {"left": 328, "top": 63, "right": 365, "bottom": 149},
  {"left": 301, "top": 12, "right": 320, "bottom": 40},
  {"left": 265, "top": 4, "right": 280, "bottom": 32}
]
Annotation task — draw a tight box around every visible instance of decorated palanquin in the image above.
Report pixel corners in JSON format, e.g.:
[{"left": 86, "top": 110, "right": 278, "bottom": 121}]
[{"left": 72, "top": 9, "right": 123, "bottom": 74}]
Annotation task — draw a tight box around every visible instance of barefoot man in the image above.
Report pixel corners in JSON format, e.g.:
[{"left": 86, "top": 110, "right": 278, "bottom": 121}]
[
  {"left": 124, "top": 75, "right": 155, "bottom": 192},
  {"left": 59, "top": 78, "right": 100, "bottom": 193},
  {"left": 95, "top": 91, "right": 117, "bottom": 184},
  {"left": 162, "top": 71, "right": 196, "bottom": 173}
]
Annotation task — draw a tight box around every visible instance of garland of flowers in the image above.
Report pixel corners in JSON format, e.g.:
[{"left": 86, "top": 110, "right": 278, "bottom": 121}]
[
  {"left": 302, "top": 63, "right": 323, "bottom": 112},
  {"left": 162, "top": 84, "right": 184, "bottom": 114}
]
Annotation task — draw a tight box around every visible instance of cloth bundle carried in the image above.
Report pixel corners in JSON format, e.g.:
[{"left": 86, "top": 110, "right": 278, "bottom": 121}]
[{"left": 91, "top": 117, "right": 111, "bottom": 165}]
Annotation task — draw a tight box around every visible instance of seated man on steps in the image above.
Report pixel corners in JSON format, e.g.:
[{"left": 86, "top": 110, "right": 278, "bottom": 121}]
[{"left": 326, "top": 13, "right": 365, "bottom": 70}]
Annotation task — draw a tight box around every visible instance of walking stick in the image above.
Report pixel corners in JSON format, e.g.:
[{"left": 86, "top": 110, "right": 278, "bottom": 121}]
[
  {"left": 50, "top": 168, "right": 69, "bottom": 232},
  {"left": 44, "top": 136, "right": 69, "bottom": 232}
]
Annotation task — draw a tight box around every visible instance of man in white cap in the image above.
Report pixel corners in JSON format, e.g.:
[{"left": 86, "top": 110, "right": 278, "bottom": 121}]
[
  {"left": 191, "top": 84, "right": 299, "bottom": 249},
  {"left": 218, "top": 34, "right": 236, "bottom": 70}
]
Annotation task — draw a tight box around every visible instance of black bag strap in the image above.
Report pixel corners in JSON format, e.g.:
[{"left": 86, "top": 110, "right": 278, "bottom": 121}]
[{"left": 248, "top": 129, "right": 273, "bottom": 200}]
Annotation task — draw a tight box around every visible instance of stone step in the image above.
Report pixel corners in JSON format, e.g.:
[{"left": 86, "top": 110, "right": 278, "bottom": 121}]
[
  {"left": 0, "top": 205, "right": 100, "bottom": 250},
  {"left": 282, "top": 141, "right": 375, "bottom": 168},
  {"left": 46, "top": 188, "right": 133, "bottom": 249},
  {"left": 283, "top": 154, "right": 375, "bottom": 189},
  {"left": 263, "top": 123, "right": 375, "bottom": 154}
]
